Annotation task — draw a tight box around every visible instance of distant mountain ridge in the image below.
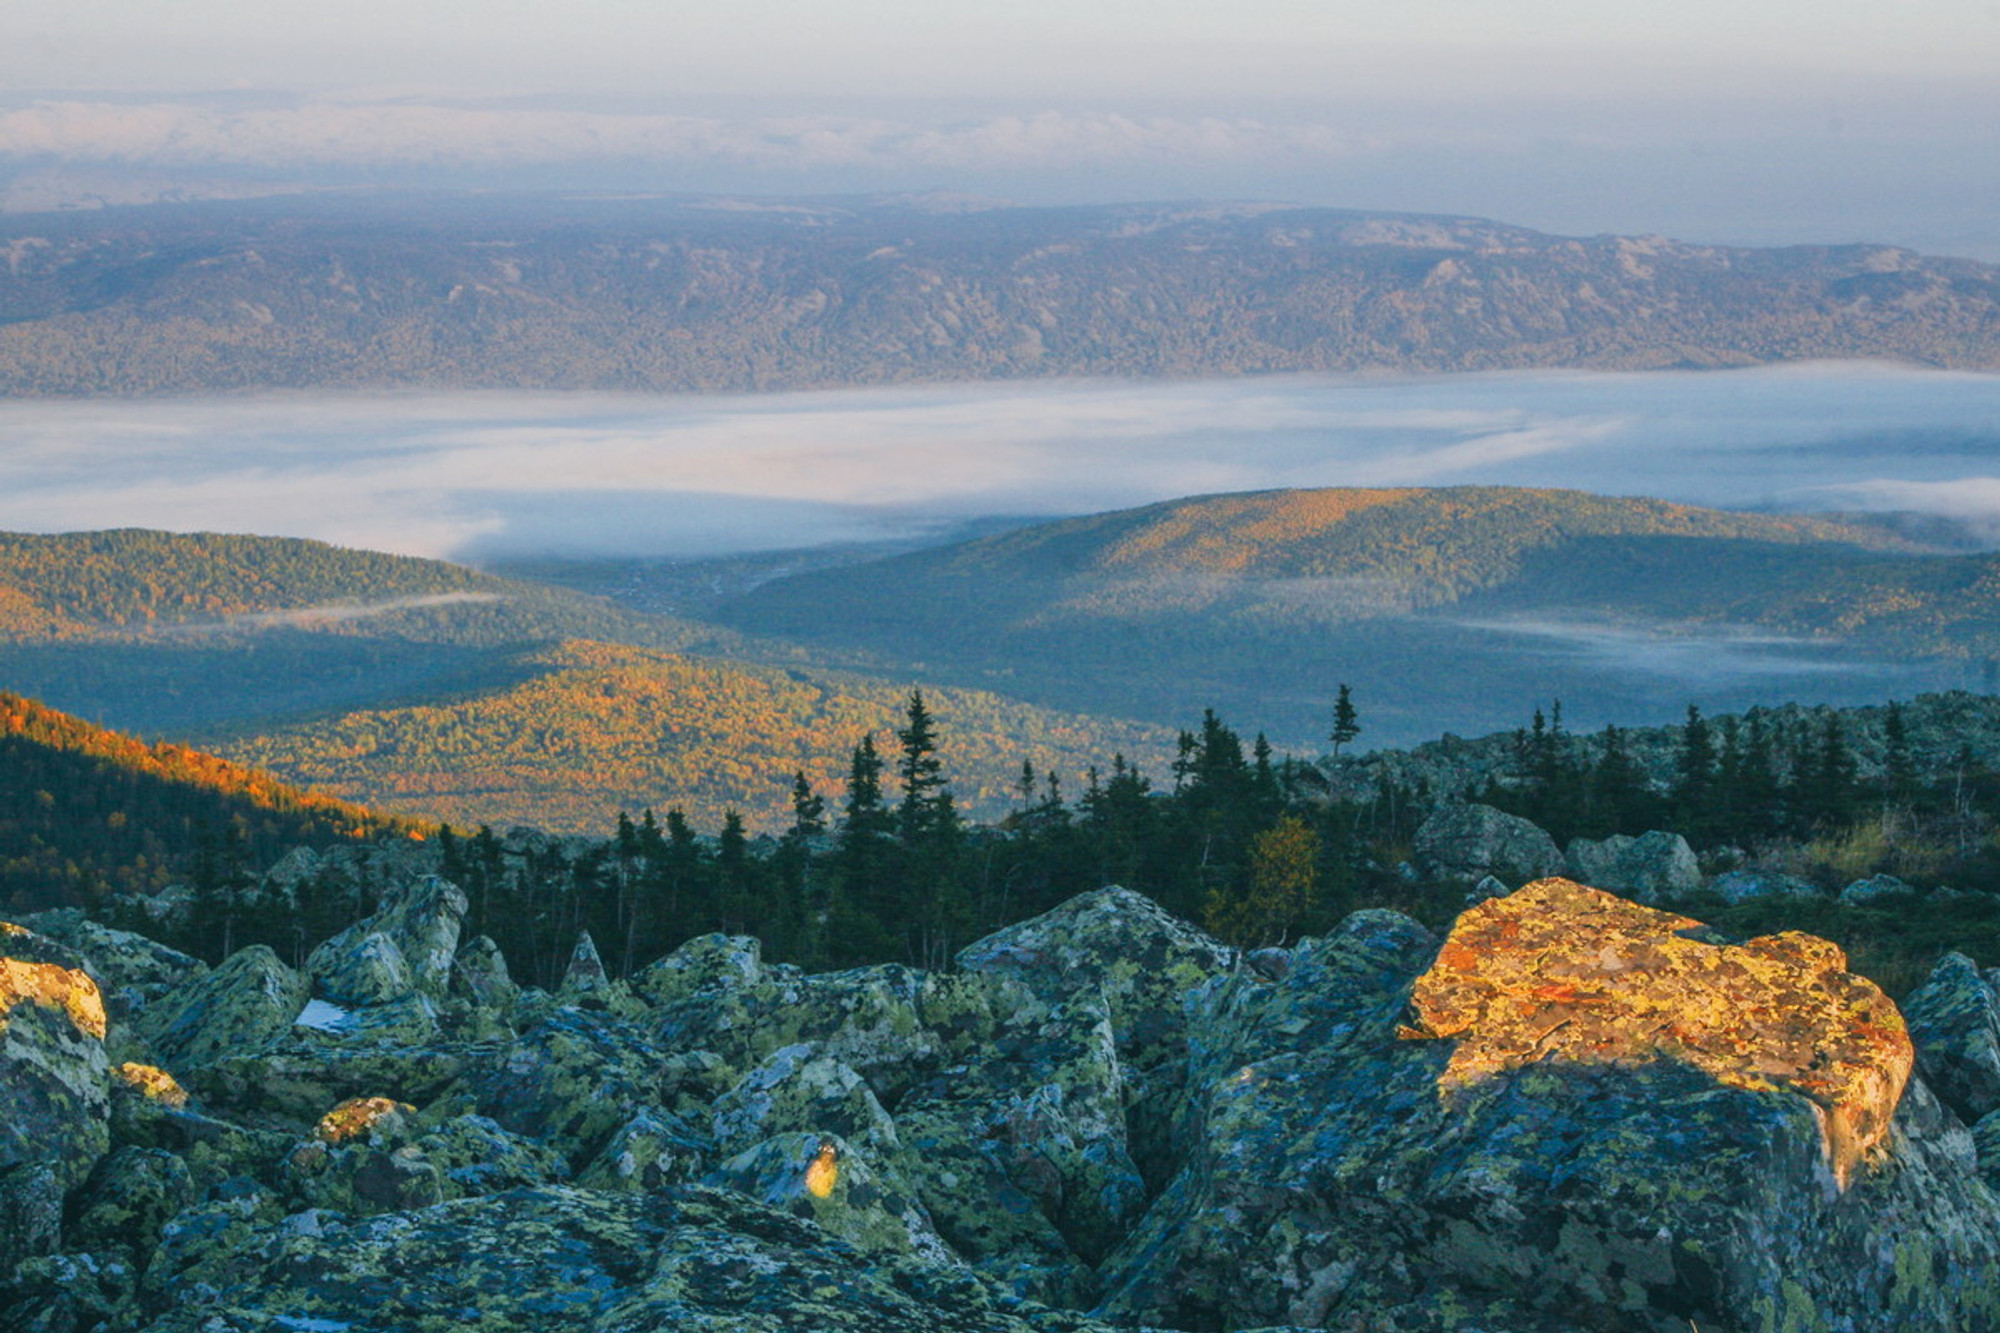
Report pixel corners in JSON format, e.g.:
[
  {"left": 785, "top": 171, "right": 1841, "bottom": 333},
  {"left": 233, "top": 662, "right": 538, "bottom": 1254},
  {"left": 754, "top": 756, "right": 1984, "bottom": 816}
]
[{"left": 4, "top": 193, "right": 1999, "bottom": 394}]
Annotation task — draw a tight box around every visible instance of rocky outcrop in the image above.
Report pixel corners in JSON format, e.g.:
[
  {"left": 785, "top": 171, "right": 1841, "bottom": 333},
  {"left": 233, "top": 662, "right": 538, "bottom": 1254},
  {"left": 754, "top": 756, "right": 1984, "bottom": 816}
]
[
  {"left": 125, "top": 1184, "right": 1114, "bottom": 1332},
  {"left": 1101, "top": 880, "right": 1998, "bottom": 1333},
  {"left": 8, "top": 880, "right": 2000, "bottom": 1333},
  {"left": 1904, "top": 952, "right": 2000, "bottom": 1125},
  {"left": 1563, "top": 829, "right": 1701, "bottom": 902},
  {"left": 1414, "top": 802, "right": 1564, "bottom": 885}
]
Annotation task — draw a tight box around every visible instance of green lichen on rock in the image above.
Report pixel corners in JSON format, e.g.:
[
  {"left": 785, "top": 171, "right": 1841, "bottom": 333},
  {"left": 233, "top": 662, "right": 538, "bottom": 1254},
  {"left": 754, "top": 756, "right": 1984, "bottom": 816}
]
[{"left": 136, "top": 944, "right": 308, "bottom": 1070}]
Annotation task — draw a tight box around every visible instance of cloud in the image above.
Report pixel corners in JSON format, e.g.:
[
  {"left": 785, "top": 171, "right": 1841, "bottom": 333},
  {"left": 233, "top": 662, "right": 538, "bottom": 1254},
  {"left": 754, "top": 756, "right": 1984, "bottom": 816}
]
[
  {"left": 1, "top": 364, "right": 1997, "bottom": 560},
  {"left": 162, "top": 592, "right": 505, "bottom": 635},
  {"left": 0, "top": 98, "right": 1377, "bottom": 174}
]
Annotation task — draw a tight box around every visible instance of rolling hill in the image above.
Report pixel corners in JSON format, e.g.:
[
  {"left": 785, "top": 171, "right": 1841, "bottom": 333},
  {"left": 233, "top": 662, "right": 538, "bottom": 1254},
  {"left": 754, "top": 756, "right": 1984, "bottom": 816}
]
[
  {"left": 4, "top": 193, "right": 1999, "bottom": 396},
  {"left": 0, "top": 529, "right": 1178, "bottom": 832},
  {"left": 211, "top": 639, "right": 1176, "bottom": 833},
  {"left": 713, "top": 487, "right": 1992, "bottom": 746}
]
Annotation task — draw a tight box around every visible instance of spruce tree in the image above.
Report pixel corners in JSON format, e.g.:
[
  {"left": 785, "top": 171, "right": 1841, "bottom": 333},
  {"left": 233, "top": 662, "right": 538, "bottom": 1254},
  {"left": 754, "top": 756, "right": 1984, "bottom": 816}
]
[{"left": 1329, "top": 684, "right": 1361, "bottom": 756}]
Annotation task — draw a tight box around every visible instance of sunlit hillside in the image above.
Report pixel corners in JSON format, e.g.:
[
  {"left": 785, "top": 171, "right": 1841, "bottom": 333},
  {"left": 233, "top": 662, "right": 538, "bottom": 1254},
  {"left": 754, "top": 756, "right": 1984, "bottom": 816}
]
[{"left": 215, "top": 639, "right": 1177, "bottom": 834}]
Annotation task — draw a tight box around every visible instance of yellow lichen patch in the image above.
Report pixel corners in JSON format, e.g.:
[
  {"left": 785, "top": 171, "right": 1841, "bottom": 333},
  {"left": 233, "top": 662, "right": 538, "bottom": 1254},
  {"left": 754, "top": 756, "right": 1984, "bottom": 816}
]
[
  {"left": 1402, "top": 878, "right": 1912, "bottom": 1188},
  {"left": 315, "top": 1096, "right": 415, "bottom": 1145},
  {"left": 0, "top": 956, "right": 107, "bottom": 1041},
  {"left": 805, "top": 1140, "right": 839, "bottom": 1199},
  {"left": 115, "top": 1061, "right": 190, "bottom": 1108}
]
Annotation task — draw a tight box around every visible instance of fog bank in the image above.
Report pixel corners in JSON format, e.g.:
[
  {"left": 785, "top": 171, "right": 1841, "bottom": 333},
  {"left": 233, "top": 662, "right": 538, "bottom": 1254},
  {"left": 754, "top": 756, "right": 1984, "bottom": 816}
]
[{"left": 2, "top": 363, "right": 1996, "bottom": 561}]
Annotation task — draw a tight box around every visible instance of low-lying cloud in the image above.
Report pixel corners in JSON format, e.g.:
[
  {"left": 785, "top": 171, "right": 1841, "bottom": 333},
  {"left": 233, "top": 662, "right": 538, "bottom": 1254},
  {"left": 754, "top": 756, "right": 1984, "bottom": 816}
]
[
  {"left": 159, "top": 592, "right": 505, "bottom": 636},
  {"left": 0, "top": 100, "right": 1376, "bottom": 174},
  {"left": 1, "top": 363, "right": 1996, "bottom": 562}
]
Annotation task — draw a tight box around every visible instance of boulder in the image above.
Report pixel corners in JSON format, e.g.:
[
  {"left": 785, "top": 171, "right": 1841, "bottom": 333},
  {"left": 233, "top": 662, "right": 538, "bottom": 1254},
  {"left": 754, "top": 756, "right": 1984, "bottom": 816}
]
[
  {"left": 1563, "top": 829, "right": 1701, "bottom": 902},
  {"left": 955, "top": 884, "right": 1235, "bottom": 1080},
  {"left": 2, "top": 923, "right": 113, "bottom": 1279},
  {"left": 415, "top": 1112, "right": 569, "bottom": 1199},
  {"left": 575, "top": 1110, "right": 712, "bottom": 1193},
  {"left": 136, "top": 944, "right": 308, "bottom": 1070},
  {"left": 629, "top": 932, "right": 763, "bottom": 1008},
  {"left": 1100, "top": 880, "right": 2000, "bottom": 1333},
  {"left": 1, "top": 922, "right": 112, "bottom": 1196},
  {"left": 1904, "top": 951, "right": 2000, "bottom": 1124},
  {"left": 305, "top": 873, "right": 467, "bottom": 1003},
  {"left": 562, "top": 930, "right": 609, "bottom": 993},
  {"left": 452, "top": 934, "right": 521, "bottom": 1014},
  {"left": 704, "top": 1132, "right": 955, "bottom": 1266},
  {"left": 709, "top": 1044, "right": 901, "bottom": 1160},
  {"left": 309, "top": 930, "right": 415, "bottom": 1008},
  {"left": 67, "top": 1144, "right": 196, "bottom": 1263},
  {"left": 18, "top": 908, "right": 205, "bottom": 1010},
  {"left": 652, "top": 959, "right": 948, "bottom": 1104},
  {"left": 1842, "top": 873, "right": 1920, "bottom": 904},
  {"left": 1414, "top": 802, "right": 1564, "bottom": 886},
  {"left": 1709, "top": 868, "right": 1822, "bottom": 903},
  {"left": 472, "top": 1007, "right": 664, "bottom": 1165}
]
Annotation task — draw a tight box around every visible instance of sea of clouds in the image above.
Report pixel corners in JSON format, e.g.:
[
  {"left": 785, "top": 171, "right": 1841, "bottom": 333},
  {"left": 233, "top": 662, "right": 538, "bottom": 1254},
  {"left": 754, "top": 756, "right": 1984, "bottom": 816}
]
[{"left": 2, "top": 362, "right": 1996, "bottom": 563}]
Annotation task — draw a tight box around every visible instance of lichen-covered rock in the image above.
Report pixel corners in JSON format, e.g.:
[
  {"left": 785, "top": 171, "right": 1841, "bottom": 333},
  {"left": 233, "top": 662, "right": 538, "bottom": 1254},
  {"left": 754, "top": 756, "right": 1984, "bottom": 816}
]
[
  {"left": 956, "top": 885, "right": 1234, "bottom": 1081},
  {"left": 1414, "top": 801, "right": 1565, "bottom": 886},
  {"left": 562, "top": 930, "right": 609, "bottom": 994},
  {"left": 709, "top": 1043, "right": 901, "bottom": 1162},
  {"left": 453, "top": 933, "right": 521, "bottom": 1014},
  {"left": 309, "top": 930, "right": 416, "bottom": 1008},
  {"left": 652, "top": 960, "right": 948, "bottom": 1104},
  {"left": 294, "top": 990, "right": 442, "bottom": 1045},
  {"left": 1, "top": 923, "right": 113, "bottom": 1272},
  {"left": 136, "top": 944, "right": 307, "bottom": 1070},
  {"left": 704, "top": 1133, "right": 955, "bottom": 1266},
  {"left": 132, "top": 1183, "right": 1116, "bottom": 1333},
  {"left": 415, "top": 1112, "right": 568, "bottom": 1199},
  {"left": 1842, "top": 872, "right": 1920, "bottom": 904},
  {"left": 575, "top": 1109, "right": 713, "bottom": 1193},
  {"left": 67, "top": 1144, "right": 196, "bottom": 1264},
  {"left": 1563, "top": 829, "right": 1701, "bottom": 902},
  {"left": 1407, "top": 879, "right": 1911, "bottom": 1183},
  {"left": 1709, "top": 867, "right": 1822, "bottom": 903},
  {"left": 139, "top": 1176, "right": 286, "bottom": 1311},
  {"left": 306, "top": 873, "right": 468, "bottom": 1004},
  {"left": 1101, "top": 883, "right": 2000, "bottom": 1333},
  {"left": 1904, "top": 951, "right": 2000, "bottom": 1124},
  {"left": 18, "top": 908, "right": 204, "bottom": 1017},
  {"left": 629, "top": 932, "right": 764, "bottom": 1008},
  {"left": 183, "top": 1037, "right": 485, "bottom": 1124},
  {"left": 473, "top": 1007, "right": 664, "bottom": 1165},
  {"left": 1976, "top": 1109, "right": 2000, "bottom": 1189},
  {"left": 0, "top": 1250, "right": 133, "bottom": 1333}
]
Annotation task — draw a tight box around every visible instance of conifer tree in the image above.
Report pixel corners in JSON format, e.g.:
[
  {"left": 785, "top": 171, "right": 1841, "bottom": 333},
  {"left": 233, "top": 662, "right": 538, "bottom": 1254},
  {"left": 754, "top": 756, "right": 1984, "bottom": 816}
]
[
  {"left": 1672, "top": 705, "right": 1718, "bottom": 842},
  {"left": 1329, "top": 684, "right": 1361, "bottom": 756}
]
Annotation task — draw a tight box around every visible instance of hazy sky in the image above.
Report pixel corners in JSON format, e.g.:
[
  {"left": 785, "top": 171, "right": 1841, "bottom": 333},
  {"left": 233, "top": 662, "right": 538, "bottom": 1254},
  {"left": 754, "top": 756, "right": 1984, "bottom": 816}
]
[
  {"left": 4, "top": 1, "right": 1999, "bottom": 256},
  {"left": 3, "top": 365, "right": 1995, "bottom": 561}
]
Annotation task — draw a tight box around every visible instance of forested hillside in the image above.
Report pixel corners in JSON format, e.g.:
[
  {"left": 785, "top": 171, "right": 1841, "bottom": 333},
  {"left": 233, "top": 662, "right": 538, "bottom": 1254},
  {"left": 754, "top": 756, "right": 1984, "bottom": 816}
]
[
  {"left": 214, "top": 639, "right": 1176, "bottom": 833},
  {"left": 0, "top": 528, "right": 719, "bottom": 648},
  {"left": 0, "top": 690, "right": 413, "bottom": 915},
  {"left": 4, "top": 194, "right": 1999, "bottom": 395},
  {"left": 715, "top": 486, "right": 1983, "bottom": 745}
]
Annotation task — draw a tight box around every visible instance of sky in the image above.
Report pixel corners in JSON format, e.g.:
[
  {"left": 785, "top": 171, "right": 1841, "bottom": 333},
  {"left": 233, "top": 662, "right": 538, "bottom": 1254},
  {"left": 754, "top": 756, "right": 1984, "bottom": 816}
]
[
  {"left": 3, "top": 364, "right": 1996, "bottom": 561},
  {"left": 3, "top": 1, "right": 1999, "bottom": 256}
]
